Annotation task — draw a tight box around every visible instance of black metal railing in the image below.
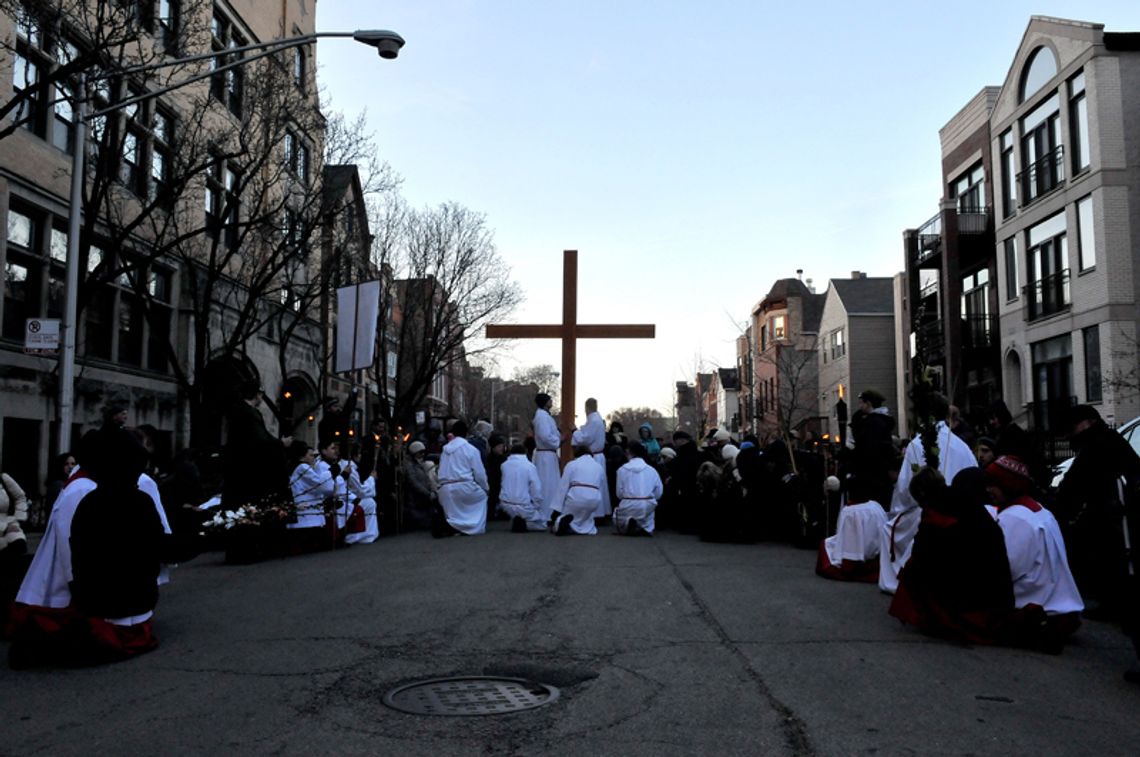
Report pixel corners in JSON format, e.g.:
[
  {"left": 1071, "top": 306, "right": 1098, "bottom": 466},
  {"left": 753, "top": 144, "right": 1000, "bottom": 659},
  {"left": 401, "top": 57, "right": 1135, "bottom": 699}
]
[
  {"left": 961, "top": 314, "right": 998, "bottom": 351},
  {"left": 916, "top": 212, "right": 942, "bottom": 263},
  {"left": 1026, "top": 395, "right": 1077, "bottom": 437},
  {"left": 1023, "top": 269, "right": 1071, "bottom": 320},
  {"left": 915, "top": 319, "right": 945, "bottom": 362},
  {"left": 1017, "top": 146, "right": 1065, "bottom": 207},
  {"left": 957, "top": 206, "right": 992, "bottom": 235}
]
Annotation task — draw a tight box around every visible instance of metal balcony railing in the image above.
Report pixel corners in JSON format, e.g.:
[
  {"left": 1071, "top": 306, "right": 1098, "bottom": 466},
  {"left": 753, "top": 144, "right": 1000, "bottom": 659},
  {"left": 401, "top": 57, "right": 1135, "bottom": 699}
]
[
  {"left": 1017, "top": 146, "right": 1065, "bottom": 207},
  {"left": 956, "top": 206, "right": 992, "bottom": 235},
  {"left": 961, "top": 314, "right": 998, "bottom": 351},
  {"left": 916, "top": 212, "right": 942, "bottom": 263},
  {"left": 914, "top": 319, "right": 945, "bottom": 362},
  {"left": 1023, "top": 269, "right": 1071, "bottom": 321}
]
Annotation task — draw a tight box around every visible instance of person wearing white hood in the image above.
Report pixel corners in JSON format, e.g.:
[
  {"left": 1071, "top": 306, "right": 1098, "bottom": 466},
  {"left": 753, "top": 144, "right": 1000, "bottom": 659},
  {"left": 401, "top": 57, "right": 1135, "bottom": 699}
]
[
  {"left": 550, "top": 445, "right": 606, "bottom": 535},
  {"left": 614, "top": 442, "right": 664, "bottom": 536},
  {"left": 434, "top": 420, "right": 489, "bottom": 537},
  {"left": 499, "top": 444, "right": 547, "bottom": 532}
]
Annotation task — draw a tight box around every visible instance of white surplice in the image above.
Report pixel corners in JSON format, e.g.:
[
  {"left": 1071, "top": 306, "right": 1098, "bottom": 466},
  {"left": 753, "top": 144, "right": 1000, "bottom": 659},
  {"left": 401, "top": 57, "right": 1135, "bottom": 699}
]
[
  {"left": 533, "top": 408, "right": 562, "bottom": 521},
  {"left": 551, "top": 455, "right": 605, "bottom": 535},
  {"left": 614, "top": 457, "right": 663, "bottom": 534},
  {"left": 289, "top": 462, "right": 335, "bottom": 529},
  {"left": 344, "top": 460, "right": 380, "bottom": 544},
  {"left": 17, "top": 472, "right": 171, "bottom": 622},
  {"left": 498, "top": 453, "right": 547, "bottom": 531},
  {"left": 824, "top": 499, "right": 888, "bottom": 566},
  {"left": 437, "top": 436, "right": 489, "bottom": 535},
  {"left": 997, "top": 501, "right": 1084, "bottom": 615},
  {"left": 879, "top": 422, "right": 977, "bottom": 594},
  {"left": 571, "top": 410, "right": 611, "bottom": 517}
]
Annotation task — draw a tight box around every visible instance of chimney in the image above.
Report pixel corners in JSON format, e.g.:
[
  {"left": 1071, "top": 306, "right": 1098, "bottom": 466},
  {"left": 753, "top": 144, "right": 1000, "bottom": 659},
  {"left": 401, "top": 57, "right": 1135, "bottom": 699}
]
[
  {"left": 805, "top": 277, "right": 815, "bottom": 293},
  {"left": 796, "top": 268, "right": 803, "bottom": 281},
  {"left": 851, "top": 270, "right": 864, "bottom": 279}
]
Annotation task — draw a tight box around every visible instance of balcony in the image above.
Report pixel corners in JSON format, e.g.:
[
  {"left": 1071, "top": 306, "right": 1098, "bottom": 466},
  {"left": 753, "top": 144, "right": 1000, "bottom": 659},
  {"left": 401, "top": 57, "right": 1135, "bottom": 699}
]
[
  {"left": 1018, "top": 146, "right": 1065, "bottom": 208},
  {"left": 914, "top": 319, "right": 945, "bottom": 362},
  {"left": 915, "top": 212, "right": 942, "bottom": 264},
  {"left": 961, "top": 314, "right": 998, "bottom": 351},
  {"left": 1023, "top": 269, "right": 1071, "bottom": 321}
]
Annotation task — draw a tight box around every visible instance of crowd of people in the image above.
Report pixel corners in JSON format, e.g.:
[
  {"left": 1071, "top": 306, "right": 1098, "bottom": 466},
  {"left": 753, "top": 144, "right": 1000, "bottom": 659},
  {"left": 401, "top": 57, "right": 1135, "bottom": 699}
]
[{"left": 2, "top": 383, "right": 1138, "bottom": 683}]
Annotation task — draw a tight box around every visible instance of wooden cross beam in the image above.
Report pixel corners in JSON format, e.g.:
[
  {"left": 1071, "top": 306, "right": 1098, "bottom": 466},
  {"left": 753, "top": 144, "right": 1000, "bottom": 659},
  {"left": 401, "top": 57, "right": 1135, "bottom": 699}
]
[{"left": 486, "top": 250, "right": 655, "bottom": 464}]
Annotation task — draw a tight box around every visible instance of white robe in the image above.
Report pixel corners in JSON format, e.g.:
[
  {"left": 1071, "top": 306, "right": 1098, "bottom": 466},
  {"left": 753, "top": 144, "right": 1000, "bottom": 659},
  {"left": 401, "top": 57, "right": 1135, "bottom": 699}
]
[
  {"left": 572, "top": 410, "right": 611, "bottom": 517},
  {"left": 824, "top": 499, "right": 888, "bottom": 566},
  {"left": 344, "top": 461, "right": 380, "bottom": 544},
  {"left": 289, "top": 462, "right": 335, "bottom": 529},
  {"left": 16, "top": 472, "right": 171, "bottom": 624},
  {"left": 879, "top": 421, "right": 977, "bottom": 594},
  {"left": 614, "top": 457, "right": 663, "bottom": 534},
  {"left": 498, "top": 454, "right": 547, "bottom": 531},
  {"left": 533, "top": 409, "right": 562, "bottom": 520},
  {"left": 438, "top": 436, "right": 489, "bottom": 535},
  {"left": 551, "top": 455, "right": 605, "bottom": 535},
  {"left": 997, "top": 502, "right": 1084, "bottom": 615}
]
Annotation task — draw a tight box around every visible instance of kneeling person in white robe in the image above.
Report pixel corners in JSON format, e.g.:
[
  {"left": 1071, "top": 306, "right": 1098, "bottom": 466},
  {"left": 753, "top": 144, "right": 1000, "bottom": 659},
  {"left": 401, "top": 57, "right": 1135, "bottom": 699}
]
[
  {"left": 499, "top": 444, "right": 547, "bottom": 532},
  {"left": 817, "top": 474, "right": 888, "bottom": 581},
  {"left": 437, "top": 420, "right": 490, "bottom": 535},
  {"left": 551, "top": 445, "right": 606, "bottom": 535},
  {"left": 614, "top": 442, "right": 663, "bottom": 536},
  {"left": 571, "top": 397, "right": 611, "bottom": 517}
]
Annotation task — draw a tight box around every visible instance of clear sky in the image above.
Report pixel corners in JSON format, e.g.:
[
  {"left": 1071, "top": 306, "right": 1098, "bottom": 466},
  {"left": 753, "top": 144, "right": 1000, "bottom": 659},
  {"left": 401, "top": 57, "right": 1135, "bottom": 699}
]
[{"left": 314, "top": 1, "right": 1139, "bottom": 424}]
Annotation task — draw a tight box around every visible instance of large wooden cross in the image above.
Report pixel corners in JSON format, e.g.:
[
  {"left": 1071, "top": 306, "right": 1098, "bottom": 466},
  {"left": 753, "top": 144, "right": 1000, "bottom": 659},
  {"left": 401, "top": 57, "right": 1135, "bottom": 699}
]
[{"left": 486, "top": 250, "right": 655, "bottom": 464}]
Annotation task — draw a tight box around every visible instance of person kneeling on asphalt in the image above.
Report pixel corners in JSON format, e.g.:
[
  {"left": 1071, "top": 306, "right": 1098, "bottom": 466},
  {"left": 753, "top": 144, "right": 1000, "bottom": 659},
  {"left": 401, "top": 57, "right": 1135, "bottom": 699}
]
[
  {"left": 549, "top": 445, "right": 605, "bottom": 536},
  {"left": 499, "top": 444, "right": 547, "bottom": 533},
  {"left": 614, "top": 442, "right": 663, "bottom": 537}
]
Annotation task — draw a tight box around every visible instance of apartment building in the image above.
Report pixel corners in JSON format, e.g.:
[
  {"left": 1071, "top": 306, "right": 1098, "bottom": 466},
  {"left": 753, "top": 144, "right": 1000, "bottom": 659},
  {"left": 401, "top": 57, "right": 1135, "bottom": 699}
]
[
  {"left": 0, "top": 1, "right": 348, "bottom": 501},
  {"left": 992, "top": 17, "right": 1140, "bottom": 435}
]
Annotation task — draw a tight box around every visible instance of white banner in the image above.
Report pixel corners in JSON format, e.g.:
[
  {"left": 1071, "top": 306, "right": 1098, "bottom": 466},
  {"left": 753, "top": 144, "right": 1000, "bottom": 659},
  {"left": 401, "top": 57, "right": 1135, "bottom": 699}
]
[{"left": 335, "top": 280, "right": 381, "bottom": 373}]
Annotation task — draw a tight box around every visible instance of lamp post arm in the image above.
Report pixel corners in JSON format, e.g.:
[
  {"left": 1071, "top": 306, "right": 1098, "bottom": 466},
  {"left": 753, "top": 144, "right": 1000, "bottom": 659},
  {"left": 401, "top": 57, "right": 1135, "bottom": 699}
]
[
  {"left": 87, "top": 34, "right": 329, "bottom": 120},
  {"left": 95, "top": 32, "right": 341, "bottom": 80}
]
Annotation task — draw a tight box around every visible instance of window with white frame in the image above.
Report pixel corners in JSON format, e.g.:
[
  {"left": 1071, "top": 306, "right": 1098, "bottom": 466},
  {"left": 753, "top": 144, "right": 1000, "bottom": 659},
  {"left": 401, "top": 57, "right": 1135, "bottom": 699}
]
[{"left": 1076, "top": 195, "right": 1095, "bottom": 271}]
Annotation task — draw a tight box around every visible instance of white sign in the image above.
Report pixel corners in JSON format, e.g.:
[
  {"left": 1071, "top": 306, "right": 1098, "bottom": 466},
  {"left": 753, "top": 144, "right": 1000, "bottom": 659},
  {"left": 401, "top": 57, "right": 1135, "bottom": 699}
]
[
  {"left": 24, "top": 318, "right": 60, "bottom": 355},
  {"left": 415, "top": 411, "right": 426, "bottom": 425},
  {"left": 335, "top": 280, "right": 381, "bottom": 373}
]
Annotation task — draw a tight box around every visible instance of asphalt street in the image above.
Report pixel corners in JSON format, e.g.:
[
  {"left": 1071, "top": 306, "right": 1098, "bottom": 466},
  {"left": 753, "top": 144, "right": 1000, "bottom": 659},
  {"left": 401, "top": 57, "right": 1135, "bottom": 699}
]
[{"left": 2, "top": 525, "right": 1139, "bottom": 756}]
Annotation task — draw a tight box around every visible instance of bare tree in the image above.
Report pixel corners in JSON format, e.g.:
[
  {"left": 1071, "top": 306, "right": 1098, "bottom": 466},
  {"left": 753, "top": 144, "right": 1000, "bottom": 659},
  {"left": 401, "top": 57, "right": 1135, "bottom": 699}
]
[
  {"left": 1102, "top": 328, "right": 1140, "bottom": 410},
  {"left": 754, "top": 338, "right": 820, "bottom": 445},
  {"left": 370, "top": 197, "right": 523, "bottom": 427},
  {"left": 512, "top": 363, "right": 560, "bottom": 401}
]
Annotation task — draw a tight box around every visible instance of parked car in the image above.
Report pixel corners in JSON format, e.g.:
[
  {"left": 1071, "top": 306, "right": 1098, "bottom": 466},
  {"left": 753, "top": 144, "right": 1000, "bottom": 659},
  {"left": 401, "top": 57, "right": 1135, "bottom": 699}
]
[{"left": 1050, "top": 415, "right": 1140, "bottom": 489}]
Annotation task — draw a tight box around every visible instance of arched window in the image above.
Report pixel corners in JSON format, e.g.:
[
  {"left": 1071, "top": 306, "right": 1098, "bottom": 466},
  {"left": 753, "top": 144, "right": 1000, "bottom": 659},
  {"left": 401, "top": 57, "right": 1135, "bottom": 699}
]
[{"left": 1020, "top": 46, "right": 1057, "bottom": 102}]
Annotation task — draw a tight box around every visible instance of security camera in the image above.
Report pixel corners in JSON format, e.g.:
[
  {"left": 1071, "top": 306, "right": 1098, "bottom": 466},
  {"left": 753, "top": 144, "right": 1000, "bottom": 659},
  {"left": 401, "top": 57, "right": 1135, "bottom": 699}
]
[{"left": 354, "top": 30, "right": 405, "bottom": 60}]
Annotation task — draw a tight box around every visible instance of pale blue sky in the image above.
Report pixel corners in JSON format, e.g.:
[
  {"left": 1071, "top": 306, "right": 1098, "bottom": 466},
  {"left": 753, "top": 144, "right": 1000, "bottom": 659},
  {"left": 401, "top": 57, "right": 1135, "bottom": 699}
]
[{"left": 314, "top": 1, "right": 1139, "bottom": 422}]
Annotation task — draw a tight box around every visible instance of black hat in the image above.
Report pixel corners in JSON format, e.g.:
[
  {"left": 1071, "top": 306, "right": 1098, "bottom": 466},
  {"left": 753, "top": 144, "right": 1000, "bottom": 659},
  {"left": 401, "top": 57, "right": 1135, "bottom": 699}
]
[
  {"left": 672, "top": 430, "right": 692, "bottom": 442},
  {"left": 535, "top": 393, "right": 551, "bottom": 409},
  {"left": 858, "top": 389, "right": 885, "bottom": 407}
]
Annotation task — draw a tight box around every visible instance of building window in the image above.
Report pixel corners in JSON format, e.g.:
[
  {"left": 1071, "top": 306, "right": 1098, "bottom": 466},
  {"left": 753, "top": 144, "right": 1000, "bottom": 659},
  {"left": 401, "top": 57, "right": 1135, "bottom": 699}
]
[
  {"left": 387, "top": 351, "right": 398, "bottom": 378},
  {"left": 210, "top": 9, "right": 246, "bottom": 117},
  {"left": 1019, "top": 95, "right": 1064, "bottom": 206},
  {"left": 951, "top": 163, "right": 985, "bottom": 212},
  {"left": 294, "top": 44, "right": 306, "bottom": 89},
  {"left": 1019, "top": 46, "right": 1057, "bottom": 103},
  {"left": 1000, "top": 130, "right": 1016, "bottom": 218},
  {"left": 961, "top": 268, "right": 992, "bottom": 350},
  {"left": 1069, "top": 71, "right": 1089, "bottom": 173},
  {"left": 1030, "top": 333, "right": 1072, "bottom": 433},
  {"left": 829, "top": 328, "right": 846, "bottom": 360},
  {"left": 150, "top": 108, "right": 175, "bottom": 202},
  {"left": 772, "top": 314, "right": 786, "bottom": 340},
  {"left": 285, "top": 130, "right": 311, "bottom": 184},
  {"left": 154, "top": 0, "right": 180, "bottom": 52},
  {"left": 1003, "top": 237, "right": 1019, "bottom": 301},
  {"left": 1076, "top": 195, "right": 1095, "bottom": 271},
  {"left": 1083, "top": 326, "right": 1102, "bottom": 403},
  {"left": 1025, "top": 212, "right": 1069, "bottom": 320},
  {"left": 205, "top": 157, "right": 241, "bottom": 247}
]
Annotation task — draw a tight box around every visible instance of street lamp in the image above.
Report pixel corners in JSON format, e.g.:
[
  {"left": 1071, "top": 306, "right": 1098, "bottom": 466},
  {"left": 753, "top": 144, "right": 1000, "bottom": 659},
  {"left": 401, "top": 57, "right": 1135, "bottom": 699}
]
[{"left": 57, "top": 29, "right": 404, "bottom": 454}]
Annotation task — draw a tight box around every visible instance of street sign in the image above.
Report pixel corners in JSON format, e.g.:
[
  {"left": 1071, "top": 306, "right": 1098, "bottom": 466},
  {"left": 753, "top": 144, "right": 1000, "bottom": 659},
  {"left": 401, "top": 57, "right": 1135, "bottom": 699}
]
[{"left": 24, "top": 318, "right": 60, "bottom": 355}]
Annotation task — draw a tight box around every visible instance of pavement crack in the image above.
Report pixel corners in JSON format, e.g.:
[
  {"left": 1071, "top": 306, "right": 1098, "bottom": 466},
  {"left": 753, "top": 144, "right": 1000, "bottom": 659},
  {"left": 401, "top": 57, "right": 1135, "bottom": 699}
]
[{"left": 654, "top": 540, "right": 816, "bottom": 756}]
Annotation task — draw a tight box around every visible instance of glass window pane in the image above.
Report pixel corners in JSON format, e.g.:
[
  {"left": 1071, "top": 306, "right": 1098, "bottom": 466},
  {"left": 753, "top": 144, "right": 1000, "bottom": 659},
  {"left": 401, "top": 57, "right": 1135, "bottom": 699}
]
[
  {"left": 50, "top": 228, "right": 67, "bottom": 262},
  {"left": 1077, "top": 196, "right": 1095, "bottom": 270},
  {"left": 7, "top": 209, "right": 32, "bottom": 247},
  {"left": 1084, "top": 326, "right": 1101, "bottom": 402},
  {"left": 87, "top": 246, "right": 103, "bottom": 273}
]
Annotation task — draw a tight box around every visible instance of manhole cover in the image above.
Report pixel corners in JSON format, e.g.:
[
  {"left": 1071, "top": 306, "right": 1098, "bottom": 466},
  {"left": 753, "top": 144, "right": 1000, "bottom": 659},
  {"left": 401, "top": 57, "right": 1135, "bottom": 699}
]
[{"left": 382, "top": 676, "right": 560, "bottom": 716}]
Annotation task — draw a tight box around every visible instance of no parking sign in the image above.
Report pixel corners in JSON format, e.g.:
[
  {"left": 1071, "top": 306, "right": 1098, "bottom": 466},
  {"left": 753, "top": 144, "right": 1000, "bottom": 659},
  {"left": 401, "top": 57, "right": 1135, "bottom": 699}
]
[{"left": 24, "top": 318, "right": 60, "bottom": 355}]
